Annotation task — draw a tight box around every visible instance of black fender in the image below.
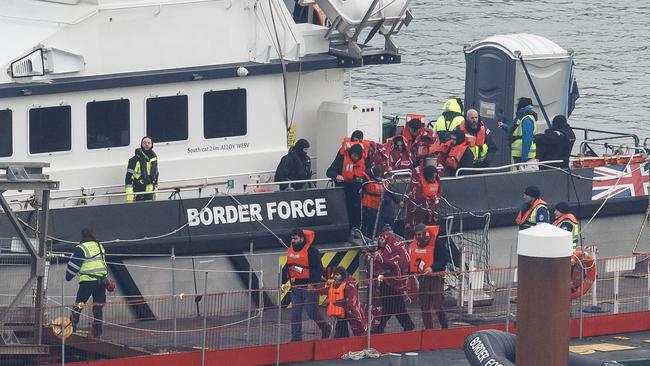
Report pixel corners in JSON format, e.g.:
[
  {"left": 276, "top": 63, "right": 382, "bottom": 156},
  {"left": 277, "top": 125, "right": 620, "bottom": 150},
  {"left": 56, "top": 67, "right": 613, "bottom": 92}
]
[{"left": 464, "top": 330, "right": 619, "bottom": 366}]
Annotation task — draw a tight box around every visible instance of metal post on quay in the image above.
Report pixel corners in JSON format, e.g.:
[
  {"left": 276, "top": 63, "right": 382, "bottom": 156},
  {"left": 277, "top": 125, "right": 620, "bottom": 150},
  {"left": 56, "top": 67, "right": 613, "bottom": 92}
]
[
  {"left": 247, "top": 240, "right": 254, "bottom": 343},
  {"left": 171, "top": 247, "right": 177, "bottom": 349},
  {"left": 275, "top": 263, "right": 282, "bottom": 366},
  {"left": 367, "top": 257, "right": 374, "bottom": 350},
  {"left": 201, "top": 271, "right": 208, "bottom": 366}
]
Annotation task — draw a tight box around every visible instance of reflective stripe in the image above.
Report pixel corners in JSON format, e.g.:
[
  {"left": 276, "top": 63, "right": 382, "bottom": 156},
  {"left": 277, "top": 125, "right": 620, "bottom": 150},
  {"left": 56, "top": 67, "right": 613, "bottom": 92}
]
[
  {"left": 511, "top": 114, "right": 537, "bottom": 158},
  {"left": 67, "top": 262, "right": 80, "bottom": 270}
]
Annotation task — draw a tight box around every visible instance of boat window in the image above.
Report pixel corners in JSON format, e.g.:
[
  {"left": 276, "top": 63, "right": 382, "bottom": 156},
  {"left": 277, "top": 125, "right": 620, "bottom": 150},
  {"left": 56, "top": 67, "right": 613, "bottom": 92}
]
[
  {"left": 203, "top": 89, "right": 247, "bottom": 139},
  {"left": 146, "top": 95, "right": 188, "bottom": 143},
  {"left": 86, "top": 99, "right": 130, "bottom": 149},
  {"left": 29, "top": 105, "right": 71, "bottom": 154},
  {"left": 0, "top": 110, "right": 11, "bottom": 157}
]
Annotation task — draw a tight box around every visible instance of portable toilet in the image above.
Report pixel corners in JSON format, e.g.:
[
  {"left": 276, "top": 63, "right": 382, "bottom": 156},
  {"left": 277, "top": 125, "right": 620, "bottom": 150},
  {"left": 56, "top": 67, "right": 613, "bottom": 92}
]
[{"left": 464, "top": 34, "right": 576, "bottom": 167}]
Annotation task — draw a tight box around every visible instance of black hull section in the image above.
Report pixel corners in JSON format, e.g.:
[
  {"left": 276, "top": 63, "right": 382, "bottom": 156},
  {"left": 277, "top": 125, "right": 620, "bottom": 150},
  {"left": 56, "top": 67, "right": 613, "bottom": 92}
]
[
  {"left": 442, "top": 167, "right": 648, "bottom": 229},
  {"left": 1, "top": 167, "right": 647, "bottom": 255},
  {"left": 0, "top": 188, "right": 350, "bottom": 255}
]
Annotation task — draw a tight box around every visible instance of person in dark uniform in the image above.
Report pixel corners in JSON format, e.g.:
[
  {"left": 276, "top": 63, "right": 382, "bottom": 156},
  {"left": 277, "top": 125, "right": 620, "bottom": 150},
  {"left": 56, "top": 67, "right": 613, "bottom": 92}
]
[
  {"left": 274, "top": 138, "right": 312, "bottom": 190},
  {"left": 66, "top": 228, "right": 108, "bottom": 337},
  {"left": 535, "top": 115, "right": 576, "bottom": 169},
  {"left": 125, "top": 136, "right": 159, "bottom": 202},
  {"left": 327, "top": 144, "right": 369, "bottom": 233}
]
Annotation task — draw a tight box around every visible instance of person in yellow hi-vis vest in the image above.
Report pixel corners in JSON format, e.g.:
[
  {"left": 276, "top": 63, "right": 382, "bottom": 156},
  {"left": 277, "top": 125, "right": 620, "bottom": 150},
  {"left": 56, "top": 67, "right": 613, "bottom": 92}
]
[
  {"left": 125, "top": 136, "right": 159, "bottom": 202},
  {"left": 66, "top": 228, "right": 109, "bottom": 337}
]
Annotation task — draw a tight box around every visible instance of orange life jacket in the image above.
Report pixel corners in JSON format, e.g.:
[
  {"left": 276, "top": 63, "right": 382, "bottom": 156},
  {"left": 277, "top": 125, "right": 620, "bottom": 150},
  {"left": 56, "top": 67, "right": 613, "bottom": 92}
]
[
  {"left": 327, "top": 282, "right": 346, "bottom": 318},
  {"left": 409, "top": 225, "right": 439, "bottom": 273},
  {"left": 444, "top": 143, "right": 469, "bottom": 170},
  {"left": 342, "top": 150, "right": 366, "bottom": 182},
  {"left": 552, "top": 213, "right": 578, "bottom": 226},
  {"left": 362, "top": 181, "right": 384, "bottom": 209},
  {"left": 418, "top": 173, "right": 440, "bottom": 198},
  {"left": 286, "top": 230, "right": 315, "bottom": 280},
  {"left": 429, "top": 139, "right": 452, "bottom": 155},
  {"left": 339, "top": 137, "right": 371, "bottom": 158},
  {"left": 515, "top": 198, "right": 547, "bottom": 226},
  {"left": 402, "top": 125, "right": 424, "bottom": 146},
  {"left": 459, "top": 123, "right": 486, "bottom": 147}
]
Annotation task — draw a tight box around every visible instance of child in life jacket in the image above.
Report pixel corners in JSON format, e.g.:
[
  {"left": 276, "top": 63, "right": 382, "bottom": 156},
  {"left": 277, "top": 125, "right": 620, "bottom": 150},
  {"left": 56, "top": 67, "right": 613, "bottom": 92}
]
[{"left": 316, "top": 266, "right": 367, "bottom": 338}]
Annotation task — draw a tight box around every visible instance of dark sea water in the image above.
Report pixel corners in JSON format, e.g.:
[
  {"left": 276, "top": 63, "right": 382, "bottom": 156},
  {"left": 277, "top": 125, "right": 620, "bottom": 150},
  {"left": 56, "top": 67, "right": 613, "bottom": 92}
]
[{"left": 353, "top": 0, "right": 650, "bottom": 140}]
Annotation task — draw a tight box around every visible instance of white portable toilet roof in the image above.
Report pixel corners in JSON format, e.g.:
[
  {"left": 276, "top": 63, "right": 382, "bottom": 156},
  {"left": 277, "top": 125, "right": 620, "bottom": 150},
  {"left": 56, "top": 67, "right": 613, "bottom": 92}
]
[{"left": 465, "top": 33, "right": 569, "bottom": 59}]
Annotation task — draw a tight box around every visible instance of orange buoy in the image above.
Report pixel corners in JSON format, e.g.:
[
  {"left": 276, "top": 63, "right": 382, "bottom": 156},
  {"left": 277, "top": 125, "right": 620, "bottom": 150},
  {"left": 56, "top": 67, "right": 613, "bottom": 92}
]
[{"left": 570, "top": 250, "right": 596, "bottom": 300}]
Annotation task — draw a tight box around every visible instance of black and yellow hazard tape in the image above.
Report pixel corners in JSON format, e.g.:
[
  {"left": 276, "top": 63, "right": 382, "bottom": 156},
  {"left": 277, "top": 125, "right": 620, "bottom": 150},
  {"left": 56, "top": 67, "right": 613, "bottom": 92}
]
[{"left": 279, "top": 249, "right": 360, "bottom": 307}]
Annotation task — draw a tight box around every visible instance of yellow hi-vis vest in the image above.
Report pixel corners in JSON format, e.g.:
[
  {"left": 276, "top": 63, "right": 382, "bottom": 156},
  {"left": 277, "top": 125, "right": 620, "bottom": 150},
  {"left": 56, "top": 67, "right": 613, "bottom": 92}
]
[
  {"left": 553, "top": 213, "right": 580, "bottom": 249},
  {"left": 77, "top": 241, "right": 108, "bottom": 282},
  {"left": 511, "top": 114, "right": 537, "bottom": 159},
  {"left": 432, "top": 115, "right": 464, "bottom": 133},
  {"left": 126, "top": 156, "right": 158, "bottom": 201},
  {"left": 469, "top": 144, "right": 488, "bottom": 163}
]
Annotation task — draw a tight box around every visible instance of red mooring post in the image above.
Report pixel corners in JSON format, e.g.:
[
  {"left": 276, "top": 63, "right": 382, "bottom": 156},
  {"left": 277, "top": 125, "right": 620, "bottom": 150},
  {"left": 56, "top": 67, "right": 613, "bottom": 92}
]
[{"left": 516, "top": 223, "right": 573, "bottom": 366}]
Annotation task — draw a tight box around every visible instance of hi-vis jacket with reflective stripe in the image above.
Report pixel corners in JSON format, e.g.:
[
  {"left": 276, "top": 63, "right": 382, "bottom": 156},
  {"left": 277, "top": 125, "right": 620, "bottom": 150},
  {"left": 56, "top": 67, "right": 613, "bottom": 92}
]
[{"left": 66, "top": 241, "right": 108, "bottom": 282}]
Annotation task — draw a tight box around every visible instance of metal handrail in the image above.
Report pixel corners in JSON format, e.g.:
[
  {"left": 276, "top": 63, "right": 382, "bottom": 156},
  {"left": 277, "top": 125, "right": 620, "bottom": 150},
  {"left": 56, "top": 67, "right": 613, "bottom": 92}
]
[
  {"left": 572, "top": 126, "right": 640, "bottom": 146},
  {"left": 454, "top": 160, "right": 564, "bottom": 177},
  {"left": 3, "top": 170, "right": 275, "bottom": 199},
  {"left": 578, "top": 141, "right": 647, "bottom": 156},
  {"left": 62, "top": 188, "right": 202, "bottom": 206},
  {"left": 244, "top": 178, "right": 331, "bottom": 189}
]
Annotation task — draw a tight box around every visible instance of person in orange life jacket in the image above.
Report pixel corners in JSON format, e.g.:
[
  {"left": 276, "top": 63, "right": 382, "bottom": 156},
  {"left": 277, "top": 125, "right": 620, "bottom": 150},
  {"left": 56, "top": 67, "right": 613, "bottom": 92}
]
[
  {"left": 443, "top": 129, "right": 475, "bottom": 177},
  {"left": 125, "top": 136, "right": 158, "bottom": 202},
  {"left": 280, "top": 228, "right": 331, "bottom": 341},
  {"left": 386, "top": 135, "right": 413, "bottom": 171},
  {"left": 339, "top": 130, "right": 370, "bottom": 157},
  {"left": 516, "top": 185, "right": 549, "bottom": 230},
  {"left": 460, "top": 109, "right": 497, "bottom": 168},
  {"left": 410, "top": 224, "right": 452, "bottom": 329},
  {"left": 327, "top": 144, "right": 368, "bottom": 232},
  {"left": 534, "top": 115, "right": 576, "bottom": 169},
  {"left": 402, "top": 118, "right": 432, "bottom": 156},
  {"left": 316, "top": 266, "right": 367, "bottom": 338},
  {"left": 274, "top": 138, "right": 312, "bottom": 190},
  {"left": 404, "top": 165, "right": 441, "bottom": 239},
  {"left": 363, "top": 229, "right": 416, "bottom": 333},
  {"left": 361, "top": 165, "right": 386, "bottom": 239},
  {"left": 552, "top": 201, "right": 580, "bottom": 248}
]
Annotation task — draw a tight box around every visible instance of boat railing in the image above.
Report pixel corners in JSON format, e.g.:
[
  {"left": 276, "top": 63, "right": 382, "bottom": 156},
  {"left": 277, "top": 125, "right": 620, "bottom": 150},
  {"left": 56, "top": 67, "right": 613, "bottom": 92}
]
[
  {"left": 243, "top": 178, "right": 333, "bottom": 190},
  {"left": 23, "top": 251, "right": 650, "bottom": 360},
  {"left": 454, "top": 160, "right": 564, "bottom": 177},
  {"left": 577, "top": 140, "right": 647, "bottom": 157}
]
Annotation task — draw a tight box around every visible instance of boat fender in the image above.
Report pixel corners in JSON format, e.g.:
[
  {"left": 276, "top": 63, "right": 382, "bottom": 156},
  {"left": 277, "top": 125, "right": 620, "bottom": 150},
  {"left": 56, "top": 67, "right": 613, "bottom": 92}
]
[
  {"left": 464, "top": 330, "right": 619, "bottom": 366},
  {"left": 571, "top": 250, "right": 597, "bottom": 300}
]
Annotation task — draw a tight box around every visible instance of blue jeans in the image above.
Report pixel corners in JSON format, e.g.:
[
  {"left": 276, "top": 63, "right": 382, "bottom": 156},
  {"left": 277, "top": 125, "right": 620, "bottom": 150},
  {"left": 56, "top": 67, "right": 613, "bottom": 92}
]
[{"left": 290, "top": 287, "right": 327, "bottom": 341}]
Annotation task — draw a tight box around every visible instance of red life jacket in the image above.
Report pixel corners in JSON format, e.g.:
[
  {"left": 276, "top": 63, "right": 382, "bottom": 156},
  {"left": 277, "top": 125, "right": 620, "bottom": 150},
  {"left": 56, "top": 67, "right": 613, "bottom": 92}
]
[
  {"left": 459, "top": 123, "right": 486, "bottom": 147},
  {"left": 444, "top": 143, "right": 469, "bottom": 170},
  {"left": 342, "top": 150, "right": 366, "bottom": 182},
  {"left": 362, "top": 180, "right": 384, "bottom": 209},
  {"left": 418, "top": 173, "right": 440, "bottom": 198},
  {"left": 327, "top": 282, "right": 346, "bottom": 318},
  {"left": 286, "top": 230, "right": 315, "bottom": 280},
  {"left": 515, "top": 198, "right": 547, "bottom": 226},
  {"left": 409, "top": 225, "right": 440, "bottom": 273},
  {"left": 339, "top": 137, "right": 371, "bottom": 158}
]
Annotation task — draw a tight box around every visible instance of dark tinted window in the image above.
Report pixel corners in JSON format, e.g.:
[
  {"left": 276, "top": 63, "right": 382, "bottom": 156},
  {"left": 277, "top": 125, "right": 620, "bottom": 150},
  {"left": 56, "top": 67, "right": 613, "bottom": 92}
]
[
  {"left": 29, "top": 106, "right": 71, "bottom": 154},
  {"left": 87, "top": 99, "right": 130, "bottom": 149},
  {"left": 0, "top": 110, "right": 11, "bottom": 157},
  {"left": 146, "top": 95, "right": 188, "bottom": 142},
  {"left": 203, "top": 89, "right": 247, "bottom": 139}
]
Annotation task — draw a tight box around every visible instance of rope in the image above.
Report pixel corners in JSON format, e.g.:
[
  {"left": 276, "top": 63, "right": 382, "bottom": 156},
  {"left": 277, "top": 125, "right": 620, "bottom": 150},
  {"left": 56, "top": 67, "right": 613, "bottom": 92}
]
[{"left": 341, "top": 348, "right": 383, "bottom": 360}]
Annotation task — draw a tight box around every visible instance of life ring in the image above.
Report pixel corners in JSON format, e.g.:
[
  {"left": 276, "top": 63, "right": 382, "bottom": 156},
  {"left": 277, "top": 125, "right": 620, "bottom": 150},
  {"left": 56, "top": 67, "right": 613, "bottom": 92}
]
[{"left": 570, "top": 250, "right": 596, "bottom": 300}]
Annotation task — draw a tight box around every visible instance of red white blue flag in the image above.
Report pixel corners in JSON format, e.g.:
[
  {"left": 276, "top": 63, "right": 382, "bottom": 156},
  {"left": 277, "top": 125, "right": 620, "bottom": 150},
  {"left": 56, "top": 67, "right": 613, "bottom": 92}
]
[{"left": 592, "top": 163, "right": 649, "bottom": 200}]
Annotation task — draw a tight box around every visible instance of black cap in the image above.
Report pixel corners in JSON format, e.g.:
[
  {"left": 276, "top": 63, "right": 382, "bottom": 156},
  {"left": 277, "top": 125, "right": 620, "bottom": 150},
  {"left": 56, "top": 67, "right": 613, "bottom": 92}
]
[
  {"left": 414, "top": 224, "right": 427, "bottom": 233},
  {"left": 524, "top": 185, "right": 541, "bottom": 198},
  {"left": 422, "top": 165, "right": 437, "bottom": 181},
  {"left": 555, "top": 201, "right": 570, "bottom": 214},
  {"left": 518, "top": 97, "right": 533, "bottom": 110}
]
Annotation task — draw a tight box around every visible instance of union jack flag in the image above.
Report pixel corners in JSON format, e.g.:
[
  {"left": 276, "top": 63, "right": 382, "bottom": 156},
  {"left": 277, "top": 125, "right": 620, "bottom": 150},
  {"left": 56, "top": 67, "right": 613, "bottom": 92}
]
[{"left": 592, "top": 163, "right": 649, "bottom": 200}]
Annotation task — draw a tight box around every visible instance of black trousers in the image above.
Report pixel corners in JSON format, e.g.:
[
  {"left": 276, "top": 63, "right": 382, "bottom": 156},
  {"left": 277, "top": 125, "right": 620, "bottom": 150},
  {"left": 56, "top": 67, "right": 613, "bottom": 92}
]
[
  {"left": 71, "top": 280, "right": 106, "bottom": 337},
  {"left": 334, "top": 319, "right": 350, "bottom": 338},
  {"left": 375, "top": 283, "right": 415, "bottom": 333}
]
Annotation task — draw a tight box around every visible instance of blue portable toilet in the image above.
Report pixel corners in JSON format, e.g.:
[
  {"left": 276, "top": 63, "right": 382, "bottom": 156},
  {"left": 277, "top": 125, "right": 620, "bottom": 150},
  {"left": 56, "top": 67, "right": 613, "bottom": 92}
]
[{"left": 464, "top": 34, "right": 576, "bottom": 167}]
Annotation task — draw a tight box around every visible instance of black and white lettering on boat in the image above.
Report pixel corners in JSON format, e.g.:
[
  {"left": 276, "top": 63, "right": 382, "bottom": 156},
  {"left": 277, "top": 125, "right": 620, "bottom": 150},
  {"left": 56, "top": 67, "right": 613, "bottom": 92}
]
[{"left": 187, "top": 198, "right": 328, "bottom": 226}]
